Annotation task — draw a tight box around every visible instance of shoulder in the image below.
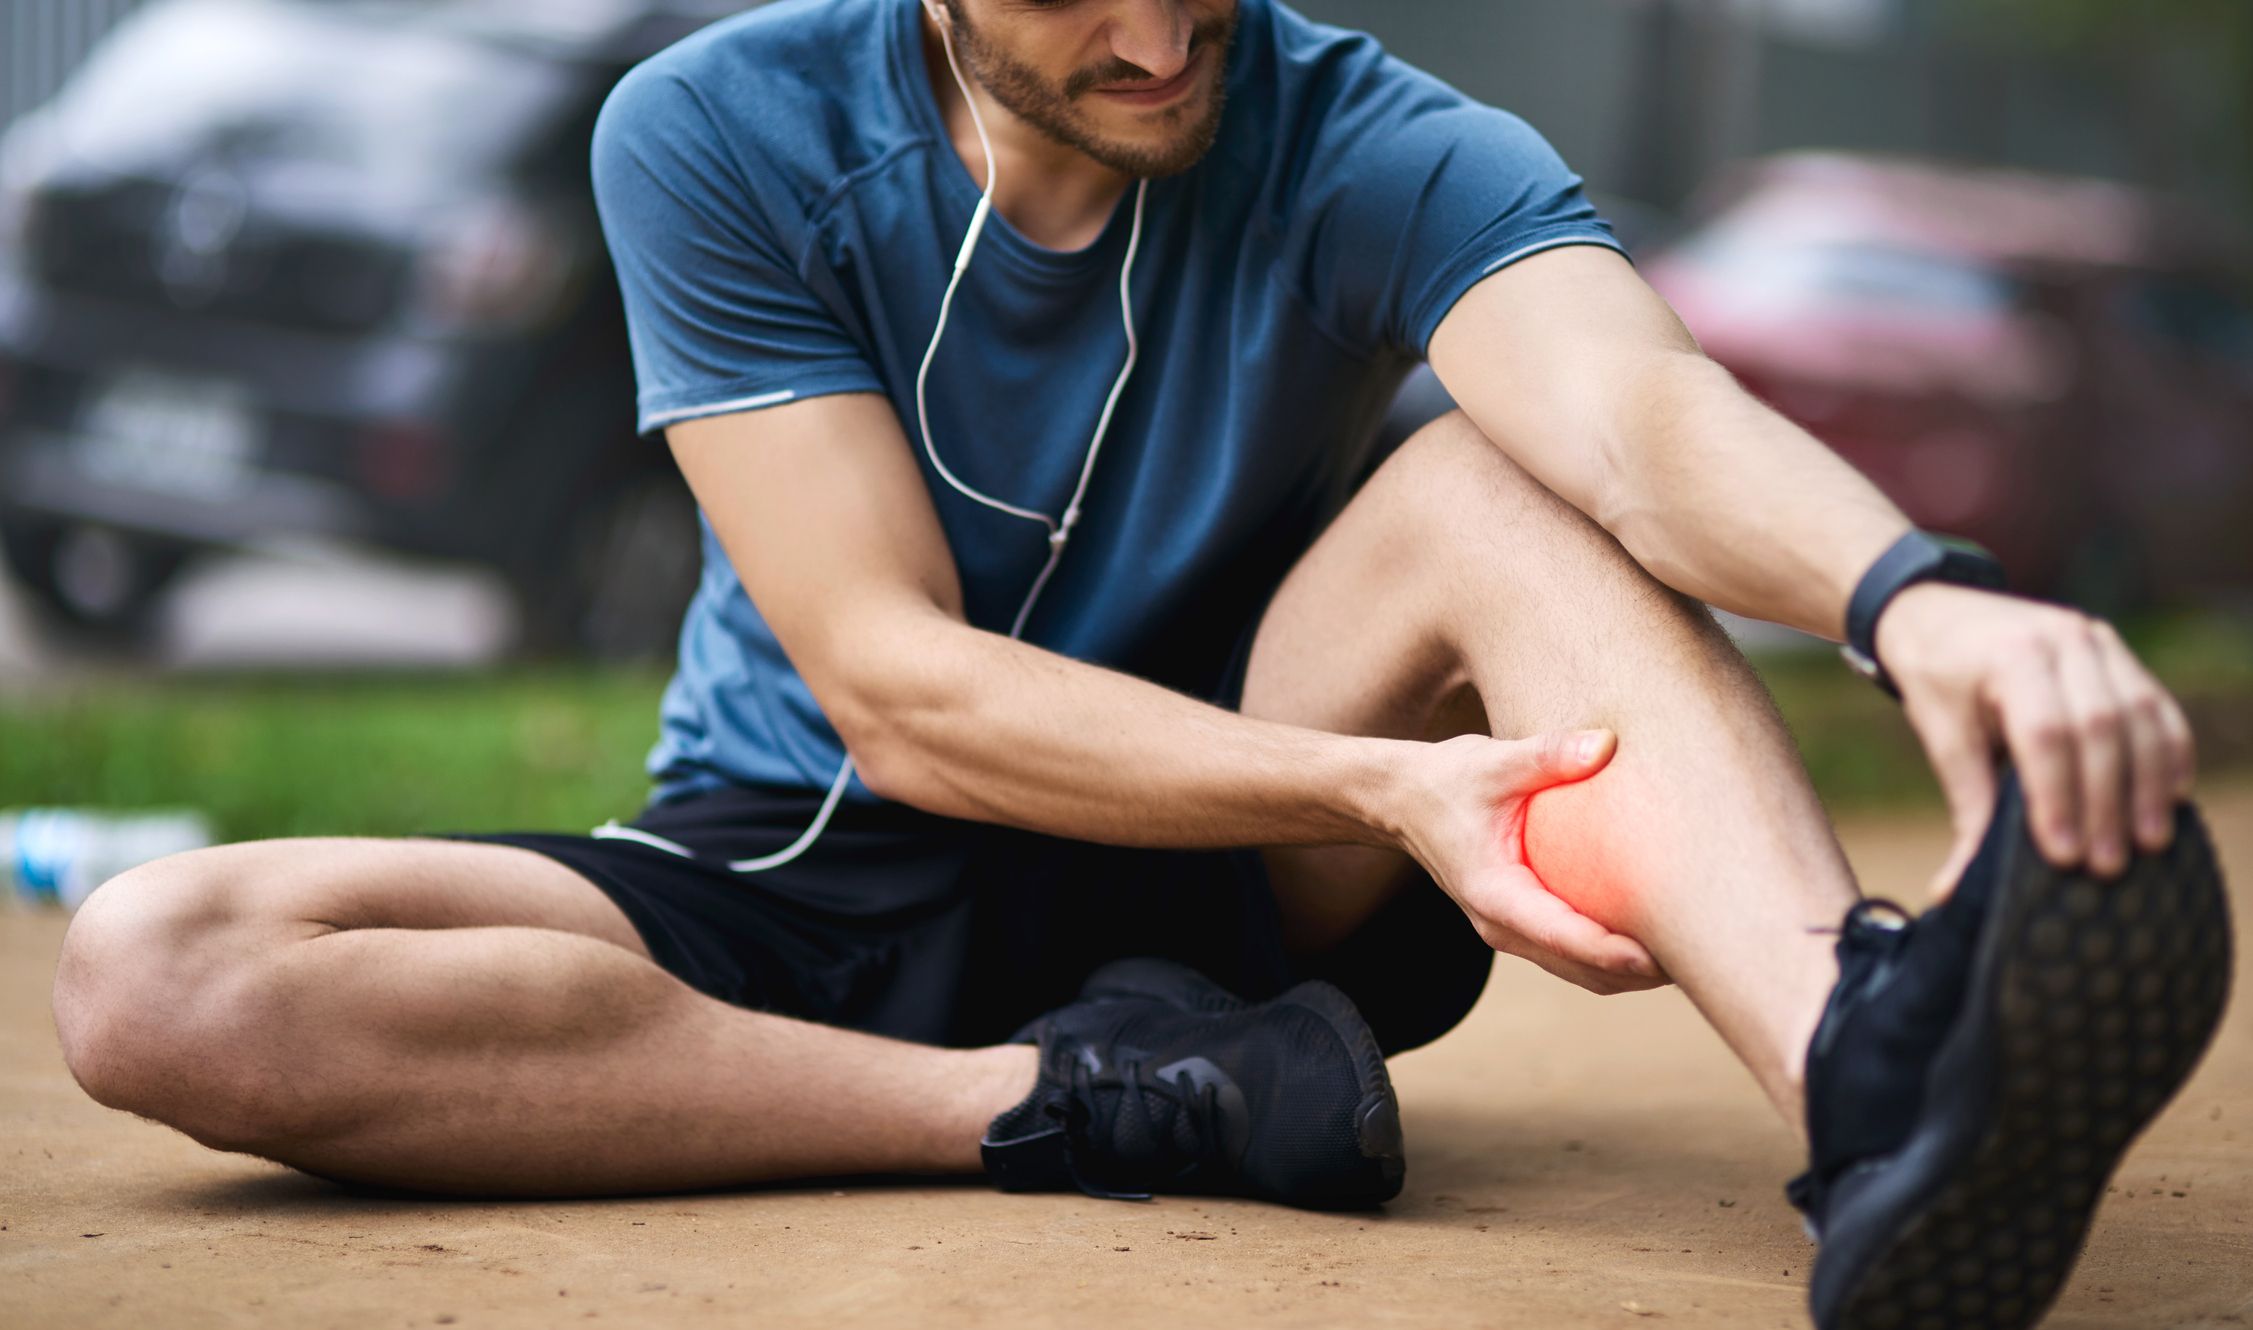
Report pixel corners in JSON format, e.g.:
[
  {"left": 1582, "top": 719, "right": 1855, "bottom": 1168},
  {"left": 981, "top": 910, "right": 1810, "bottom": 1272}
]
[
  {"left": 595, "top": 0, "right": 911, "bottom": 213},
  {"left": 1217, "top": 1, "right": 1536, "bottom": 198}
]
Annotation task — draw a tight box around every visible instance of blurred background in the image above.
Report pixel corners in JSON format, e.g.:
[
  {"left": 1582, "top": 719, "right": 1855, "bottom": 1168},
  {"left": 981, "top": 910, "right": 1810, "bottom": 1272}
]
[{"left": 1, "top": 0, "right": 2250, "bottom": 864}]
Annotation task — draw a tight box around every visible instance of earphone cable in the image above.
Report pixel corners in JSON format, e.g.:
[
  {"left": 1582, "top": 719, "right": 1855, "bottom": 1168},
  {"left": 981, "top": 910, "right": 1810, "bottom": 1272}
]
[{"left": 711, "top": 3, "right": 1150, "bottom": 873}]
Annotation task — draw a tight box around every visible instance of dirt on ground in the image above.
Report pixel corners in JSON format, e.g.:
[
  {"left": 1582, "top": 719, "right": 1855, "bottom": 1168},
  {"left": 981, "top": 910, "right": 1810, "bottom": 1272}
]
[{"left": 4, "top": 794, "right": 2251, "bottom": 1329}]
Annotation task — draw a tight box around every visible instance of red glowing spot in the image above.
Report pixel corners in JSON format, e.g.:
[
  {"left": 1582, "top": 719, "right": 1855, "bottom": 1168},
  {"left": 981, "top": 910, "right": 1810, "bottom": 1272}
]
[{"left": 1522, "top": 778, "right": 1638, "bottom": 936}]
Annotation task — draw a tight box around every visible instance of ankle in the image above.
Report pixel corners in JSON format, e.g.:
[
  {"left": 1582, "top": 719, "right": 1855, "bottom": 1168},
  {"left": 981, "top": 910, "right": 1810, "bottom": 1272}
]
[
  {"left": 963, "top": 1044, "right": 1041, "bottom": 1135},
  {"left": 984, "top": 1042, "right": 1042, "bottom": 1112},
  {"left": 1769, "top": 939, "right": 1840, "bottom": 1140}
]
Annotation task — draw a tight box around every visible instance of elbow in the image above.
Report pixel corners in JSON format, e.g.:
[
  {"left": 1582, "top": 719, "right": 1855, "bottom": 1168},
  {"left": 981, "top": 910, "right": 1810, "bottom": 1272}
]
[
  {"left": 824, "top": 681, "right": 920, "bottom": 806},
  {"left": 816, "top": 629, "right": 971, "bottom": 809},
  {"left": 1589, "top": 353, "right": 1739, "bottom": 548},
  {"left": 843, "top": 728, "right": 916, "bottom": 806}
]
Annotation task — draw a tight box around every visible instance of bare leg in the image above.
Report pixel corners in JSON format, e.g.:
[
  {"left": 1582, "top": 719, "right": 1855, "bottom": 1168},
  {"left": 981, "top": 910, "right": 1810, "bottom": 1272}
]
[
  {"left": 1239, "top": 411, "right": 1860, "bottom": 1126},
  {"left": 52, "top": 837, "right": 1035, "bottom": 1195}
]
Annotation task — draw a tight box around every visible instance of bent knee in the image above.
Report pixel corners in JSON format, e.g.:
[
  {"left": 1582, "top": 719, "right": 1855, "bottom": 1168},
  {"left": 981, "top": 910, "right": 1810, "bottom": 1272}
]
[
  {"left": 1377, "top": 410, "right": 1619, "bottom": 550},
  {"left": 53, "top": 849, "right": 308, "bottom": 1145}
]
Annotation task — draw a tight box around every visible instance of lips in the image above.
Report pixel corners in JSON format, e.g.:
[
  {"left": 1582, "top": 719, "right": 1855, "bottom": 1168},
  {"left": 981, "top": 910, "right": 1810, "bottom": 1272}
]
[{"left": 1092, "top": 46, "right": 1204, "bottom": 105}]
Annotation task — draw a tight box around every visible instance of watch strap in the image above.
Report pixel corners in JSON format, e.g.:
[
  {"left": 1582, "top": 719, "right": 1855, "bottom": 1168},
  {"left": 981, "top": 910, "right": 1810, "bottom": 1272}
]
[{"left": 1842, "top": 530, "right": 2007, "bottom": 696}]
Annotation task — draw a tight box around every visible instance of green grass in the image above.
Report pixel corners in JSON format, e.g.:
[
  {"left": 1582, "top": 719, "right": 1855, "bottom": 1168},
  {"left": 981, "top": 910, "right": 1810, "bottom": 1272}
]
[
  {"left": 0, "top": 668, "right": 672, "bottom": 842},
  {"left": 1762, "top": 609, "right": 2253, "bottom": 814},
  {"left": 2, "top": 614, "right": 2248, "bottom": 844}
]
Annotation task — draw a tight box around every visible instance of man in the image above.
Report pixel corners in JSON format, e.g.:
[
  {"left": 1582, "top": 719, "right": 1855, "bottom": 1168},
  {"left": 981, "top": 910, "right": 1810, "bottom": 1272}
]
[{"left": 51, "top": 1, "right": 2229, "bottom": 1327}]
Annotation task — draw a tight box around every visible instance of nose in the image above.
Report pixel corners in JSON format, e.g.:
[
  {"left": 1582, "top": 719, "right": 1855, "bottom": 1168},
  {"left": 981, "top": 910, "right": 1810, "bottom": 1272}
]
[{"left": 1107, "top": 0, "right": 1192, "bottom": 83}]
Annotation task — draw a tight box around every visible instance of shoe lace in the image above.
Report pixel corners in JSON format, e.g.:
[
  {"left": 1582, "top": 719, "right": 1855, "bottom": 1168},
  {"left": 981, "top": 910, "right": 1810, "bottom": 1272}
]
[
  {"left": 1806, "top": 897, "right": 1914, "bottom": 941},
  {"left": 1047, "top": 1054, "right": 1229, "bottom": 1201}
]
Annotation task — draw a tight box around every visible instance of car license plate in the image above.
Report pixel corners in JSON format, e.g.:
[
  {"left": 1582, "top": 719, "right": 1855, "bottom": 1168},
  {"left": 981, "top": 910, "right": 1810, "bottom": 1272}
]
[{"left": 72, "top": 368, "right": 263, "bottom": 500}]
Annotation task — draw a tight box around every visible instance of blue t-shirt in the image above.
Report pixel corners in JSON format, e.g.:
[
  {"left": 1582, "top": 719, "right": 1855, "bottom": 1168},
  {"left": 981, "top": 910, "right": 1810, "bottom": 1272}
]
[{"left": 592, "top": 0, "right": 1623, "bottom": 806}]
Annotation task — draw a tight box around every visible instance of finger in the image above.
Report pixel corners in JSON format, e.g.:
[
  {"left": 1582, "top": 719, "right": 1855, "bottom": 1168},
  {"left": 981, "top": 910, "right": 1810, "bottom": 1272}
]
[
  {"left": 2160, "top": 692, "right": 2197, "bottom": 798},
  {"left": 1529, "top": 953, "right": 1670, "bottom": 996},
  {"left": 1482, "top": 924, "right": 1666, "bottom": 995},
  {"left": 1903, "top": 689, "right": 2000, "bottom": 903},
  {"left": 2052, "top": 621, "right": 2130, "bottom": 878},
  {"left": 1482, "top": 865, "right": 1661, "bottom": 980},
  {"left": 1991, "top": 647, "right": 2084, "bottom": 868},
  {"left": 2090, "top": 621, "right": 2178, "bottom": 854}
]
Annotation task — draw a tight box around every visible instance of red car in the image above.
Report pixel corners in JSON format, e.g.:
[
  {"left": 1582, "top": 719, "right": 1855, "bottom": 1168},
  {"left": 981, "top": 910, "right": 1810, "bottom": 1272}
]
[{"left": 1643, "top": 153, "right": 2253, "bottom": 610}]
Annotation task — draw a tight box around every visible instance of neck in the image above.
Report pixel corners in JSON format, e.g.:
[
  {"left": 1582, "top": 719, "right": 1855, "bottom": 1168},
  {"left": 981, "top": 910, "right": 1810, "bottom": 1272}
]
[{"left": 921, "top": 9, "right": 1132, "bottom": 252}]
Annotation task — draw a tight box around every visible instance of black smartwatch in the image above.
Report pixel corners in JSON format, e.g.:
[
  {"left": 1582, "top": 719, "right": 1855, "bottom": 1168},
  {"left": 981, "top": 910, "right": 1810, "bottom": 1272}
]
[{"left": 1842, "top": 530, "right": 2008, "bottom": 697}]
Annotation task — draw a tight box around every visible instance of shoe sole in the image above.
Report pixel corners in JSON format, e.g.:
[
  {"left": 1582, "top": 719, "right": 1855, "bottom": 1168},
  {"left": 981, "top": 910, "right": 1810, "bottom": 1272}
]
[
  {"left": 1079, "top": 957, "right": 1407, "bottom": 1205},
  {"left": 1822, "top": 800, "right": 2233, "bottom": 1330}
]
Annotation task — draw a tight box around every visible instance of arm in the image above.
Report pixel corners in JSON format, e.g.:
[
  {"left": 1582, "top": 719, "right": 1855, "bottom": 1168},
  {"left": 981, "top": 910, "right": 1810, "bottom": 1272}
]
[
  {"left": 1428, "top": 246, "right": 1909, "bottom": 636},
  {"left": 1427, "top": 246, "right": 2196, "bottom": 889},
  {"left": 671, "top": 392, "right": 1659, "bottom": 990},
  {"left": 669, "top": 391, "right": 1403, "bottom": 851}
]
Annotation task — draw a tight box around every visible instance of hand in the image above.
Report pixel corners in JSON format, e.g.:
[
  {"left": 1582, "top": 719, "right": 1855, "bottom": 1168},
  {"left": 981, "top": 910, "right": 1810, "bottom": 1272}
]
[
  {"left": 1389, "top": 729, "right": 1666, "bottom": 995},
  {"left": 1876, "top": 583, "right": 2196, "bottom": 895}
]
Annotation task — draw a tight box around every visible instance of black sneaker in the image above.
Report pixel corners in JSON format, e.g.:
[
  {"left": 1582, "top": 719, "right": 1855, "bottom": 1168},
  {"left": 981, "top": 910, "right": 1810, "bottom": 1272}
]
[
  {"left": 1792, "top": 770, "right": 2233, "bottom": 1330},
  {"left": 980, "top": 958, "right": 1406, "bottom": 1209}
]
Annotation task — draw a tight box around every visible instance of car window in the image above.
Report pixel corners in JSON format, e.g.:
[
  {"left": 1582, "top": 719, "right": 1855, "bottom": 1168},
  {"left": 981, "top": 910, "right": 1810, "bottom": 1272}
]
[
  {"left": 1676, "top": 230, "right": 2024, "bottom": 316},
  {"left": 49, "top": 0, "right": 578, "bottom": 189},
  {"left": 2119, "top": 276, "right": 2253, "bottom": 374}
]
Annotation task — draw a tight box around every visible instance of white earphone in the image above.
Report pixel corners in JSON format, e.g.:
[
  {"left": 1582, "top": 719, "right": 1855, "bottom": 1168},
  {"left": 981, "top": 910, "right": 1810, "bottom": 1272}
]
[{"left": 596, "top": 0, "right": 1153, "bottom": 871}]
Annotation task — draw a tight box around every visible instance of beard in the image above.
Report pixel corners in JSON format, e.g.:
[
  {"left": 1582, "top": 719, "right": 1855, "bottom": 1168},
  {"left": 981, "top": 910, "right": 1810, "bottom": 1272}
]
[{"left": 946, "top": 6, "right": 1236, "bottom": 179}]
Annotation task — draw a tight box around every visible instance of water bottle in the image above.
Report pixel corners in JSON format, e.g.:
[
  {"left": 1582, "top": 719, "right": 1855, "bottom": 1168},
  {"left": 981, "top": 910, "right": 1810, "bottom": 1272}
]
[{"left": 1, "top": 808, "right": 214, "bottom": 911}]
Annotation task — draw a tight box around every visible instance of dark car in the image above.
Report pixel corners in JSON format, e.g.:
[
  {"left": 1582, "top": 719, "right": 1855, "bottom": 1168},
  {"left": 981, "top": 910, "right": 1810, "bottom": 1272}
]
[
  {"left": 1642, "top": 153, "right": 2253, "bottom": 611},
  {"left": 0, "top": 0, "right": 747, "bottom": 659}
]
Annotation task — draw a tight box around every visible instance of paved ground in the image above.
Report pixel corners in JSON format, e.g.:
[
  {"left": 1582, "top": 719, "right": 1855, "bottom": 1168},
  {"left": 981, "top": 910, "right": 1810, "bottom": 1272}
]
[{"left": 3, "top": 796, "right": 2250, "bottom": 1329}]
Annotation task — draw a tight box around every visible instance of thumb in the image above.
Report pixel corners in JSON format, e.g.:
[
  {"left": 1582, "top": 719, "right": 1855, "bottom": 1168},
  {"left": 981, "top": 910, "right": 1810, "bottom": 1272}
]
[
  {"left": 1919, "top": 708, "right": 1998, "bottom": 904},
  {"left": 1515, "top": 728, "right": 1617, "bottom": 791}
]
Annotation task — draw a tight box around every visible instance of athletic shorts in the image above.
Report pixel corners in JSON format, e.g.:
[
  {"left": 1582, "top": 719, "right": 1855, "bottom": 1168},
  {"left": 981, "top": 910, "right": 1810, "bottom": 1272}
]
[
  {"left": 439, "top": 775, "right": 1495, "bottom": 1059},
  {"left": 432, "top": 617, "right": 1494, "bottom": 1056}
]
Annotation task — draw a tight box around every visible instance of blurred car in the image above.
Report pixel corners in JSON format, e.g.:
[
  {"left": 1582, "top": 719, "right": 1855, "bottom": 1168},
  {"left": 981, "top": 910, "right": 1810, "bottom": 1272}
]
[
  {"left": 0, "top": 0, "right": 748, "bottom": 659},
  {"left": 1643, "top": 153, "right": 2253, "bottom": 611}
]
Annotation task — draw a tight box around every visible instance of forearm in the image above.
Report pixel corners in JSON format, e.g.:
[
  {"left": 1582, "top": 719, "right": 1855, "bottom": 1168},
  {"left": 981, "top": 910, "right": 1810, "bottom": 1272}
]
[
  {"left": 1590, "top": 356, "right": 1910, "bottom": 640},
  {"left": 831, "top": 609, "right": 1411, "bottom": 851}
]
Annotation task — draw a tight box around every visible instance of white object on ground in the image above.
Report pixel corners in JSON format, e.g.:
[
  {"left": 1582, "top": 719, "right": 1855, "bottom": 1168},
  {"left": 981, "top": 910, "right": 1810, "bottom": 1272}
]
[{"left": 0, "top": 807, "right": 214, "bottom": 911}]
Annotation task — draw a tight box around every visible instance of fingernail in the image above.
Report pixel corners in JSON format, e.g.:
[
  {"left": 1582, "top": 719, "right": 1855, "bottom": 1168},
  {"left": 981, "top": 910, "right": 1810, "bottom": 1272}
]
[{"left": 1574, "top": 731, "right": 1609, "bottom": 764}]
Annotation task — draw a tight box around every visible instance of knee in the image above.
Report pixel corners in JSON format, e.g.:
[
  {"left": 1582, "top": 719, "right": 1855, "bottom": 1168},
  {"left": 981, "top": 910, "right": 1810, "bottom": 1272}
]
[
  {"left": 53, "top": 850, "right": 316, "bottom": 1151},
  {"left": 1373, "top": 410, "right": 1608, "bottom": 549},
  {"left": 1379, "top": 410, "right": 1507, "bottom": 498}
]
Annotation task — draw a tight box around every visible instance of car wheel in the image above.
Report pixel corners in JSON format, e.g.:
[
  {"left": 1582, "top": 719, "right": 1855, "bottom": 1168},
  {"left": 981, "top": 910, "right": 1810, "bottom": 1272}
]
[
  {"left": 0, "top": 518, "right": 192, "bottom": 647},
  {"left": 513, "top": 468, "right": 700, "bottom": 664}
]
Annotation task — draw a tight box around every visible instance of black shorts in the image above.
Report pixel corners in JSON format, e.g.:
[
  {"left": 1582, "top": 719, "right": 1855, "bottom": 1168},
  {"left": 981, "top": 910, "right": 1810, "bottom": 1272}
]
[
  {"left": 434, "top": 623, "right": 1493, "bottom": 1056},
  {"left": 439, "top": 775, "right": 1495, "bottom": 1059}
]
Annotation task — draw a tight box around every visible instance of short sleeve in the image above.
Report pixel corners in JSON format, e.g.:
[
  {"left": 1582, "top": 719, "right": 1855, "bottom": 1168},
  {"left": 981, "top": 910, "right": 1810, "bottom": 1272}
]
[
  {"left": 591, "top": 66, "right": 885, "bottom": 436},
  {"left": 1280, "top": 54, "right": 1626, "bottom": 360}
]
